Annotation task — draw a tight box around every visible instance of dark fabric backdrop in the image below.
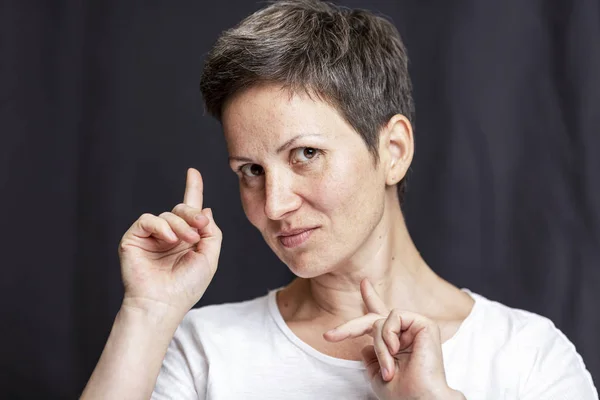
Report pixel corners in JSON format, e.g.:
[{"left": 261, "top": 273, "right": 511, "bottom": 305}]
[{"left": 1, "top": 0, "right": 599, "bottom": 398}]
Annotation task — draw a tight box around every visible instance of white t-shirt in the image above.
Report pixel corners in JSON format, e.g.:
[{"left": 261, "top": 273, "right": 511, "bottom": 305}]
[{"left": 152, "top": 288, "right": 598, "bottom": 399}]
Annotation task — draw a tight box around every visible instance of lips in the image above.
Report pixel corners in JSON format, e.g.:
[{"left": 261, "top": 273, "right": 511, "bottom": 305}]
[{"left": 278, "top": 227, "right": 317, "bottom": 248}]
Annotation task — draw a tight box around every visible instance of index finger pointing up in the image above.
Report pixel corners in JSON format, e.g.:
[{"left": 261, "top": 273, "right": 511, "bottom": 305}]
[
  {"left": 361, "top": 279, "right": 389, "bottom": 316},
  {"left": 183, "top": 168, "right": 204, "bottom": 209}
]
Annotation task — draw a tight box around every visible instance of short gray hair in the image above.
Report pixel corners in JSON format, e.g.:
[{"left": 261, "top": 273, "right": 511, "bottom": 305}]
[{"left": 200, "top": 0, "right": 414, "bottom": 203}]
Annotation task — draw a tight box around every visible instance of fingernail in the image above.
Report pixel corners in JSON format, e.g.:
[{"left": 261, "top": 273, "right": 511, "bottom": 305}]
[{"left": 381, "top": 368, "right": 388, "bottom": 380}]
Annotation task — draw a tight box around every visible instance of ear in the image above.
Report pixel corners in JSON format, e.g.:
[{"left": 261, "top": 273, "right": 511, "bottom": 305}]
[{"left": 380, "top": 114, "right": 414, "bottom": 186}]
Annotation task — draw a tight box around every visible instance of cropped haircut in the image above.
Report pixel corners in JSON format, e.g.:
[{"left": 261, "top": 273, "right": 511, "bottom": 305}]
[{"left": 200, "top": 0, "right": 414, "bottom": 203}]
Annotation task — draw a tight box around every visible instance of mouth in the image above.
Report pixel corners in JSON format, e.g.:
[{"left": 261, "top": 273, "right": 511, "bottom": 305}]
[{"left": 278, "top": 227, "right": 317, "bottom": 248}]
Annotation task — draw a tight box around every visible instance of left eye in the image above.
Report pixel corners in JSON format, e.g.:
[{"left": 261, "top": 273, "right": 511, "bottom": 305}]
[{"left": 291, "top": 147, "right": 319, "bottom": 163}]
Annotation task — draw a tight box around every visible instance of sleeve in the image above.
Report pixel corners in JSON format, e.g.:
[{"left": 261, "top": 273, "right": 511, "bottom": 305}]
[
  {"left": 518, "top": 317, "right": 598, "bottom": 400},
  {"left": 151, "top": 320, "right": 208, "bottom": 400}
]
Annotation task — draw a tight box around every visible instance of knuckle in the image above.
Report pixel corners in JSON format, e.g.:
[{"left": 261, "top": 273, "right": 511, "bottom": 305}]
[
  {"left": 383, "top": 332, "right": 397, "bottom": 346},
  {"left": 422, "top": 315, "right": 436, "bottom": 326},
  {"left": 139, "top": 212, "right": 154, "bottom": 222},
  {"left": 118, "top": 237, "right": 132, "bottom": 253},
  {"left": 172, "top": 203, "right": 186, "bottom": 213},
  {"left": 137, "top": 213, "right": 155, "bottom": 229},
  {"left": 158, "top": 211, "right": 172, "bottom": 219},
  {"left": 383, "top": 329, "right": 396, "bottom": 341}
]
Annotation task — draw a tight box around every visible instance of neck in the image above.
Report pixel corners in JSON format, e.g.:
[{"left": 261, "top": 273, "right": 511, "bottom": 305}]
[{"left": 286, "top": 190, "right": 447, "bottom": 324}]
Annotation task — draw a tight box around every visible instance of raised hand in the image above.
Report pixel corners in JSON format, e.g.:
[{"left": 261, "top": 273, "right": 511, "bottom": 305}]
[
  {"left": 118, "top": 168, "right": 222, "bottom": 321},
  {"left": 323, "top": 279, "right": 464, "bottom": 400}
]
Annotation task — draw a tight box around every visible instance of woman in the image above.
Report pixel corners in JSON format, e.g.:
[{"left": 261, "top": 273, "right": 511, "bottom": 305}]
[{"left": 81, "top": 1, "right": 597, "bottom": 399}]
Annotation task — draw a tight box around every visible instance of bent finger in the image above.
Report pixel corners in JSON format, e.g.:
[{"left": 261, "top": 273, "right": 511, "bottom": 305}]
[
  {"left": 382, "top": 308, "right": 401, "bottom": 355},
  {"left": 393, "top": 310, "right": 441, "bottom": 351},
  {"left": 159, "top": 212, "right": 200, "bottom": 243},
  {"left": 361, "top": 345, "right": 381, "bottom": 381},
  {"left": 373, "top": 319, "right": 396, "bottom": 381},
  {"left": 172, "top": 202, "right": 210, "bottom": 230},
  {"left": 131, "top": 213, "right": 178, "bottom": 242}
]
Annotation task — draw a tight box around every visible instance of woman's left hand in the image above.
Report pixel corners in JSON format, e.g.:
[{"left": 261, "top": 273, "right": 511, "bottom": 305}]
[{"left": 323, "top": 279, "right": 465, "bottom": 400}]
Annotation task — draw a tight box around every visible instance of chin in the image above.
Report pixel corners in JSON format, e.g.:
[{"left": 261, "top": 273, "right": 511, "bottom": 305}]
[
  {"left": 287, "top": 264, "right": 326, "bottom": 279},
  {"left": 278, "top": 250, "right": 339, "bottom": 279},
  {"left": 264, "top": 231, "right": 350, "bottom": 278}
]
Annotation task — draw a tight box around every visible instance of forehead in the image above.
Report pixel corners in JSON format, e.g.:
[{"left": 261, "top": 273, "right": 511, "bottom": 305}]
[{"left": 221, "top": 84, "right": 349, "bottom": 152}]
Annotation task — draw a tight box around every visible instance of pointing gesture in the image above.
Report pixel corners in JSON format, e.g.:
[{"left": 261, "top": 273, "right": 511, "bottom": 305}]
[
  {"left": 323, "top": 279, "right": 465, "bottom": 400},
  {"left": 118, "top": 168, "right": 223, "bottom": 321},
  {"left": 183, "top": 167, "right": 204, "bottom": 209}
]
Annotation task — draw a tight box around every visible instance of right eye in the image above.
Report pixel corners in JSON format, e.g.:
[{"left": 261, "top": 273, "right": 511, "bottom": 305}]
[{"left": 239, "top": 164, "right": 264, "bottom": 177}]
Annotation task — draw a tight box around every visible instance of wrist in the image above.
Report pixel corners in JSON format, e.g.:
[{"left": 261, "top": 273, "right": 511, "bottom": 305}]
[{"left": 120, "top": 296, "right": 186, "bottom": 331}]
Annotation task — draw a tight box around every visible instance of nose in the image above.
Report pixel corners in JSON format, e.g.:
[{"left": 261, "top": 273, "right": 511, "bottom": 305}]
[{"left": 264, "top": 171, "right": 302, "bottom": 220}]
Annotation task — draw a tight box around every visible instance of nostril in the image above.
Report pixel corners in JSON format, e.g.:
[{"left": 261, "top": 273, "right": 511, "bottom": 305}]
[
  {"left": 264, "top": 192, "right": 301, "bottom": 220},
  {"left": 264, "top": 174, "right": 302, "bottom": 220}
]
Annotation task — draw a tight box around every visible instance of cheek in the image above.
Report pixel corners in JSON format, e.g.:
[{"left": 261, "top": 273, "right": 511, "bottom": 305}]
[
  {"left": 240, "top": 188, "right": 265, "bottom": 228},
  {"left": 312, "top": 155, "right": 378, "bottom": 212}
]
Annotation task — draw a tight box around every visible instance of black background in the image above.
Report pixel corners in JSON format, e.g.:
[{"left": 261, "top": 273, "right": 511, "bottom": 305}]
[{"left": 1, "top": 0, "right": 599, "bottom": 398}]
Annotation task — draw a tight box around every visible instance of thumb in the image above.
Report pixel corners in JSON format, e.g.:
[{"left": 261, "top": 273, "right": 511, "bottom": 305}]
[{"left": 195, "top": 208, "right": 222, "bottom": 274}]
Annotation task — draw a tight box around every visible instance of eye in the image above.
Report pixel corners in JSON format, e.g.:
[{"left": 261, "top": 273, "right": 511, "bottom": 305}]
[
  {"left": 291, "top": 147, "right": 319, "bottom": 164},
  {"left": 239, "top": 163, "right": 264, "bottom": 177}
]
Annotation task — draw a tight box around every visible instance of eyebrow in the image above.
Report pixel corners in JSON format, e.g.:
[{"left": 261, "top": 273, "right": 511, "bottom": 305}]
[{"left": 228, "top": 133, "right": 322, "bottom": 163}]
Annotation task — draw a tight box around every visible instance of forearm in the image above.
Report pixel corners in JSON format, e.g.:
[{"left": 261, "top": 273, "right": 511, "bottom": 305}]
[{"left": 80, "top": 304, "right": 182, "bottom": 400}]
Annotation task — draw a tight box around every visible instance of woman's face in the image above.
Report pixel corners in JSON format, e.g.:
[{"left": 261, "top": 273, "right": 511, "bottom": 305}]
[{"left": 222, "top": 83, "right": 389, "bottom": 277}]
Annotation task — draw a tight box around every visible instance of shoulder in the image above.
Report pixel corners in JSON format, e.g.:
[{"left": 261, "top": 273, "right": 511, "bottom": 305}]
[
  {"left": 467, "top": 290, "right": 555, "bottom": 338},
  {"left": 466, "top": 290, "right": 574, "bottom": 354},
  {"left": 175, "top": 290, "right": 273, "bottom": 343},
  {"left": 465, "top": 291, "right": 597, "bottom": 398},
  {"left": 466, "top": 290, "right": 578, "bottom": 353}
]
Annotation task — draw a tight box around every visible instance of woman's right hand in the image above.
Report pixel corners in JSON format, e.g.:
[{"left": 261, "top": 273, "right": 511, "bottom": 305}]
[{"left": 117, "top": 168, "right": 222, "bottom": 321}]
